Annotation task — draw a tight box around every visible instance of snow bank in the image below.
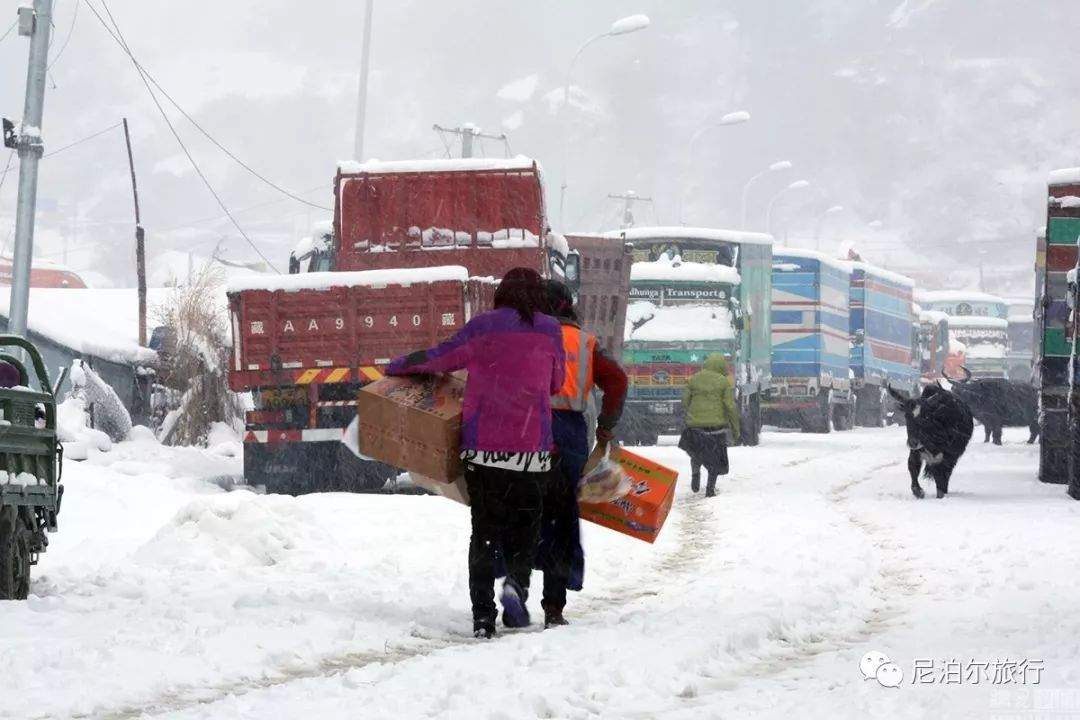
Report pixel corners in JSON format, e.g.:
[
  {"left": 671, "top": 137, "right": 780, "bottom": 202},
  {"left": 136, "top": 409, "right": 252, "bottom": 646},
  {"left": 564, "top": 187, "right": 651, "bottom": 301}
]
[
  {"left": 57, "top": 396, "right": 113, "bottom": 460},
  {"left": 915, "top": 289, "right": 1008, "bottom": 305},
  {"left": 1049, "top": 167, "right": 1080, "bottom": 185},
  {"left": 0, "top": 288, "right": 161, "bottom": 365},
  {"left": 625, "top": 301, "right": 735, "bottom": 342},
  {"left": 605, "top": 225, "right": 773, "bottom": 246},
  {"left": 338, "top": 156, "right": 538, "bottom": 175},
  {"left": 226, "top": 265, "right": 469, "bottom": 293},
  {"left": 631, "top": 254, "right": 741, "bottom": 283},
  {"left": 134, "top": 494, "right": 331, "bottom": 570}
]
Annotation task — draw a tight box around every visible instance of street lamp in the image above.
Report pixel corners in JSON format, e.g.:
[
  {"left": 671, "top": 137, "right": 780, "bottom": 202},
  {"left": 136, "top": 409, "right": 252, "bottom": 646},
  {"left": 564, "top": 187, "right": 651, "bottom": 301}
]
[
  {"left": 765, "top": 179, "right": 810, "bottom": 237},
  {"left": 814, "top": 205, "right": 844, "bottom": 250},
  {"left": 680, "top": 110, "right": 751, "bottom": 224},
  {"left": 558, "top": 14, "right": 651, "bottom": 230},
  {"left": 740, "top": 160, "right": 793, "bottom": 229}
]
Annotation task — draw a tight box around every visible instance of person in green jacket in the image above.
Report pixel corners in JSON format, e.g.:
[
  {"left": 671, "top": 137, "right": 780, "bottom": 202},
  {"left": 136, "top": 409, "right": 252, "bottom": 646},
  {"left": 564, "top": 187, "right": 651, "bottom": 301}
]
[{"left": 679, "top": 353, "right": 741, "bottom": 497}]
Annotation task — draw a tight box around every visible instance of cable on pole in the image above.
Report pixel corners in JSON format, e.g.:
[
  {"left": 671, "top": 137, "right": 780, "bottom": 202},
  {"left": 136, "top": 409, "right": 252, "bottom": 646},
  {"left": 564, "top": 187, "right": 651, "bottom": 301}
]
[
  {"left": 87, "top": 0, "right": 280, "bottom": 273},
  {"left": 84, "top": 0, "right": 330, "bottom": 213},
  {"left": 47, "top": 0, "right": 79, "bottom": 72},
  {"left": 0, "top": 19, "right": 17, "bottom": 44}
]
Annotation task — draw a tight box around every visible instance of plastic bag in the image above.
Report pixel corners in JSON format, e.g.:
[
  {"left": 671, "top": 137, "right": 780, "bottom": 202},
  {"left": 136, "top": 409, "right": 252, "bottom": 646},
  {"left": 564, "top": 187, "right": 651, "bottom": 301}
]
[{"left": 577, "top": 456, "right": 631, "bottom": 504}]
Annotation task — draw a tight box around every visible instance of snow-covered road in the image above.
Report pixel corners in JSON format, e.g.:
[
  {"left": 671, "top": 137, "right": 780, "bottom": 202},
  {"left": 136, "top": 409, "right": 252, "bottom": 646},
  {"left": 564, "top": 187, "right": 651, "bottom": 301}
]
[{"left": 4, "top": 427, "right": 1077, "bottom": 719}]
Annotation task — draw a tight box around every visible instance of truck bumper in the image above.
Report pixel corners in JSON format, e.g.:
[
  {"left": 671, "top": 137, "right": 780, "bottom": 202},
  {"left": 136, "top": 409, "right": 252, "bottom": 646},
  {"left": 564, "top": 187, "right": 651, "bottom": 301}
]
[{"left": 244, "top": 437, "right": 398, "bottom": 495}]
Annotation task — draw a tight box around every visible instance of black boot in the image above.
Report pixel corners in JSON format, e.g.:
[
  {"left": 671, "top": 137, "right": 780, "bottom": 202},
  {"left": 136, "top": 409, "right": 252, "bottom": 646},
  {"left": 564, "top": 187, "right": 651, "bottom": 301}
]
[
  {"left": 542, "top": 601, "right": 569, "bottom": 629},
  {"left": 473, "top": 617, "right": 496, "bottom": 639}
]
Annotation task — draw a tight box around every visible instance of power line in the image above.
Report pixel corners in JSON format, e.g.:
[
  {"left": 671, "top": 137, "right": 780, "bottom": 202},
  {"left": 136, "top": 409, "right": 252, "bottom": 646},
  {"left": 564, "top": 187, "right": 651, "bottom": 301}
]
[
  {"left": 0, "top": 151, "right": 14, "bottom": 195},
  {"left": 158, "top": 183, "right": 327, "bottom": 233},
  {"left": 0, "top": 122, "right": 124, "bottom": 186},
  {"left": 47, "top": 0, "right": 79, "bottom": 72},
  {"left": 0, "top": 19, "right": 17, "bottom": 44},
  {"left": 87, "top": 0, "right": 280, "bottom": 273},
  {"left": 83, "top": 0, "right": 330, "bottom": 213}
]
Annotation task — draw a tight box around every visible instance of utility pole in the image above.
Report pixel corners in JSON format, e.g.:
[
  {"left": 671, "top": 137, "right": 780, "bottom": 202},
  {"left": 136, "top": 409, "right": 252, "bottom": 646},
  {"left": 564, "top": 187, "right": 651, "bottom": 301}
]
[
  {"left": 7, "top": 0, "right": 53, "bottom": 338},
  {"left": 122, "top": 118, "right": 147, "bottom": 346},
  {"left": 353, "top": 0, "right": 374, "bottom": 160},
  {"left": 608, "top": 190, "right": 652, "bottom": 229},
  {"left": 432, "top": 124, "right": 508, "bottom": 159}
]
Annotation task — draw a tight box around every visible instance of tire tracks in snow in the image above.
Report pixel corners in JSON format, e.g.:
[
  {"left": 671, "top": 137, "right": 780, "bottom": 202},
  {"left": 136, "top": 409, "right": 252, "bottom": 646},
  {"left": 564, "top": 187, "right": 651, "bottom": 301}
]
[
  {"left": 74, "top": 484, "right": 720, "bottom": 720},
  {"left": 731, "top": 457, "right": 920, "bottom": 681}
]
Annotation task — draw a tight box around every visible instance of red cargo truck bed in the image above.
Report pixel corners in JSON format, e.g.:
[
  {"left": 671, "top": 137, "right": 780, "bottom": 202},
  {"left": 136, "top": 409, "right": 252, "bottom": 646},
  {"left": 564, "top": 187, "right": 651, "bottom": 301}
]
[{"left": 227, "top": 265, "right": 484, "bottom": 391}]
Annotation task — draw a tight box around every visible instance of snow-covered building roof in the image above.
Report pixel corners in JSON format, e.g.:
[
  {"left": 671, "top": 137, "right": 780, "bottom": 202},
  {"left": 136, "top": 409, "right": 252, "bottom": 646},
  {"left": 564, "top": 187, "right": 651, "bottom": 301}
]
[
  {"left": 0, "top": 288, "right": 168, "bottom": 365},
  {"left": 630, "top": 254, "right": 741, "bottom": 284},
  {"left": 603, "top": 226, "right": 774, "bottom": 246},
  {"left": 226, "top": 265, "right": 470, "bottom": 293},
  {"left": 919, "top": 309, "right": 950, "bottom": 324},
  {"left": 337, "top": 156, "right": 540, "bottom": 175}
]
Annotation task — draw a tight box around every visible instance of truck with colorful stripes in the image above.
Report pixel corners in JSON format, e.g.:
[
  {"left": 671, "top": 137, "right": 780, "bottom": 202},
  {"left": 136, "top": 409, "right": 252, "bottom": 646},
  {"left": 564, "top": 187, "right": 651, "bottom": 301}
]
[
  {"left": 763, "top": 248, "right": 853, "bottom": 432},
  {"left": 227, "top": 158, "right": 579, "bottom": 493},
  {"left": 1039, "top": 169, "right": 1080, "bottom": 487},
  {"left": 614, "top": 227, "right": 773, "bottom": 446},
  {"left": 844, "top": 261, "right": 919, "bottom": 426},
  {"left": 914, "top": 291, "right": 1009, "bottom": 379}
]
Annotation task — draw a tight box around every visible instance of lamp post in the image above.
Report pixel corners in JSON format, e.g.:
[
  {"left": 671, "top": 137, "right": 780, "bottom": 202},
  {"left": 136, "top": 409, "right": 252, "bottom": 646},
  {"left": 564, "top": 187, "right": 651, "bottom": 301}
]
[
  {"left": 765, "top": 179, "right": 810, "bottom": 237},
  {"left": 557, "top": 14, "right": 650, "bottom": 230},
  {"left": 740, "top": 160, "right": 792, "bottom": 229},
  {"left": 813, "top": 205, "right": 844, "bottom": 250},
  {"left": 679, "top": 111, "right": 750, "bottom": 224}
]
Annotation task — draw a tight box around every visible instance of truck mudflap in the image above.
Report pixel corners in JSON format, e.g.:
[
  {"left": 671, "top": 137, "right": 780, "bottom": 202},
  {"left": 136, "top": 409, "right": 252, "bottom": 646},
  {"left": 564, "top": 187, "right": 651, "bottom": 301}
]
[{"left": 243, "top": 436, "right": 397, "bottom": 494}]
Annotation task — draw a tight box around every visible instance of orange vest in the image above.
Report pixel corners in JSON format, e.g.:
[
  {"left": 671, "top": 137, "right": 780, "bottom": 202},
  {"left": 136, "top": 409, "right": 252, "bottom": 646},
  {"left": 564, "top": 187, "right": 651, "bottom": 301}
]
[{"left": 552, "top": 324, "right": 596, "bottom": 412}]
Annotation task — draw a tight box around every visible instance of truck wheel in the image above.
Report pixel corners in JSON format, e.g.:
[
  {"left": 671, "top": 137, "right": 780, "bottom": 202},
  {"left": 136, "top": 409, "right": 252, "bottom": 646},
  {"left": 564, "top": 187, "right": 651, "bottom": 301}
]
[
  {"left": 0, "top": 506, "right": 32, "bottom": 600},
  {"left": 740, "top": 393, "right": 762, "bottom": 446}
]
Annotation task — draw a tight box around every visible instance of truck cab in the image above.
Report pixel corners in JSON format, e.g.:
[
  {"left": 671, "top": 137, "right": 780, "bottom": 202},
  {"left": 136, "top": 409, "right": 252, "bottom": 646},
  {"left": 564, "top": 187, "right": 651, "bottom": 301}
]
[
  {"left": 609, "top": 227, "right": 772, "bottom": 446},
  {"left": 915, "top": 291, "right": 1010, "bottom": 379}
]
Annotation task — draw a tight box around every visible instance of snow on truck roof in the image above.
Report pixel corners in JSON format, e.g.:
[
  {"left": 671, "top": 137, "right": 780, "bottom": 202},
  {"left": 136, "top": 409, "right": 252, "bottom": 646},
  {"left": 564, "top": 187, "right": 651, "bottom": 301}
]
[
  {"left": 1049, "top": 167, "right": 1080, "bottom": 185},
  {"left": 772, "top": 246, "right": 850, "bottom": 273},
  {"left": 226, "top": 265, "right": 470, "bottom": 294},
  {"left": 630, "top": 254, "right": 741, "bottom": 284},
  {"left": 602, "top": 226, "right": 774, "bottom": 246},
  {"left": 915, "top": 289, "right": 1008, "bottom": 305},
  {"left": 946, "top": 315, "right": 1009, "bottom": 329},
  {"left": 337, "top": 157, "right": 540, "bottom": 175},
  {"left": 836, "top": 260, "right": 915, "bottom": 288}
]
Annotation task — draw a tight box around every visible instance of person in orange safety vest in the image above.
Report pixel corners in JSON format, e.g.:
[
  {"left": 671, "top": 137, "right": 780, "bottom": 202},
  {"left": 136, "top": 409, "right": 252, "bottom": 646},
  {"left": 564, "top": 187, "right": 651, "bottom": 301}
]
[{"left": 536, "top": 279, "right": 628, "bottom": 628}]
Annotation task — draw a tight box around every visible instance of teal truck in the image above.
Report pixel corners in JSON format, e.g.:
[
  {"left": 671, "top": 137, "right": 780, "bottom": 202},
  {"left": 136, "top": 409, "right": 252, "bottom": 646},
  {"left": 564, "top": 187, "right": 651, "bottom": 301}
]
[{"left": 611, "top": 227, "right": 773, "bottom": 446}]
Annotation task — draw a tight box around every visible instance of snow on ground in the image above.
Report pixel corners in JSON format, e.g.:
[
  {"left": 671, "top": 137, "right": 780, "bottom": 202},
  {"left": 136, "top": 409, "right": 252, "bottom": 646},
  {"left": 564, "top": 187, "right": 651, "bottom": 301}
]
[{"left": 2, "top": 427, "right": 1077, "bottom": 719}]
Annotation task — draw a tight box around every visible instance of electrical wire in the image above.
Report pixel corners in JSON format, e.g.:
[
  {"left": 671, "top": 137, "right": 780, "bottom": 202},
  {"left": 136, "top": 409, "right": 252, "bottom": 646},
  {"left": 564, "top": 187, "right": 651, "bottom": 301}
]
[
  {"left": 0, "top": 122, "right": 124, "bottom": 186},
  {"left": 47, "top": 0, "right": 79, "bottom": 72},
  {"left": 0, "top": 150, "right": 15, "bottom": 195},
  {"left": 0, "top": 19, "right": 17, "bottom": 44},
  {"left": 86, "top": 0, "right": 280, "bottom": 273},
  {"left": 84, "top": 0, "right": 330, "bottom": 213}
]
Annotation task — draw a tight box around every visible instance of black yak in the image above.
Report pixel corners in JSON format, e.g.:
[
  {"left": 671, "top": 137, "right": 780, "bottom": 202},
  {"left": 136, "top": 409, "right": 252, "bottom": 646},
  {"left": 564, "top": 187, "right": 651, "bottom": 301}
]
[
  {"left": 887, "top": 382, "right": 974, "bottom": 499},
  {"left": 944, "top": 368, "right": 1039, "bottom": 445}
]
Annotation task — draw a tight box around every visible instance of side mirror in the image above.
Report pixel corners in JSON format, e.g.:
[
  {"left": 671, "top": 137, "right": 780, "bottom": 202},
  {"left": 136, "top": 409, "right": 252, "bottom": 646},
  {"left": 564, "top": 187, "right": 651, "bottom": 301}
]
[
  {"left": 288, "top": 253, "right": 300, "bottom": 275},
  {"left": 564, "top": 252, "right": 580, "bottom": 284}
]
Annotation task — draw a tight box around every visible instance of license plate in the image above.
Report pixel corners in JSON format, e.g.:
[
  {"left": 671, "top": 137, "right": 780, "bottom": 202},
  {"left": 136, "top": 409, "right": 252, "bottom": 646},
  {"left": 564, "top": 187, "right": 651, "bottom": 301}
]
[{"left": 651, "top": 403, "right": 673, "bottom": 414}]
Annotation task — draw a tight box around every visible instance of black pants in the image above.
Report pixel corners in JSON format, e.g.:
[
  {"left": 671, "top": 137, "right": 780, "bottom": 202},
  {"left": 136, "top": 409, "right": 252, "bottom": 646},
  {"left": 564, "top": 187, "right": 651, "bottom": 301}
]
[
  {"left": 540, "top": 469, "right": 579, "bottom": 610},
  {"left": 464, "top": 464, "right": 544, "bottom": 623}
]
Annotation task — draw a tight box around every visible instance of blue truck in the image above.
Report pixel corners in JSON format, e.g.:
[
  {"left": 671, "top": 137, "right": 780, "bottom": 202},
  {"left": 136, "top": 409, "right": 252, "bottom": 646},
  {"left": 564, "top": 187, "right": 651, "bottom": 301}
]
[
  {"left": 763, "top": 248, "right": 853, "bottom": 432},
  {"left": 843, "top": 261, "right": 920, "bottom": 426}
]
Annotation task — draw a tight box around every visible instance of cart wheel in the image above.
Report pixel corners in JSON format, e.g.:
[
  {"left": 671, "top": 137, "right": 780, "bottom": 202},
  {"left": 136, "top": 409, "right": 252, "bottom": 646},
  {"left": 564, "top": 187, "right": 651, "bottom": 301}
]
[{"left": 0, "top": 506, "right": 32, "bottom": 600}]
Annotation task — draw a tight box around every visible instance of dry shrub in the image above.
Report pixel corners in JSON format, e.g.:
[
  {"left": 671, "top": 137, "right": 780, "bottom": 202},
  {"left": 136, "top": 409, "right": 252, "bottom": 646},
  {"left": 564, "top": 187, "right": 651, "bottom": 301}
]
[{"left": 153, "top": 263, "right": 242, "bottom": 446}]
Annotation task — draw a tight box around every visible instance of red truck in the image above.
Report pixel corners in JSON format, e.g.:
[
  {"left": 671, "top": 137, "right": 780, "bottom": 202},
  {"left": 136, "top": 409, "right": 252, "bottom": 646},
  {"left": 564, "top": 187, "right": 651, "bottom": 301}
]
[{"left": 227, "top": 158, "right": 579, "bottom": 493}]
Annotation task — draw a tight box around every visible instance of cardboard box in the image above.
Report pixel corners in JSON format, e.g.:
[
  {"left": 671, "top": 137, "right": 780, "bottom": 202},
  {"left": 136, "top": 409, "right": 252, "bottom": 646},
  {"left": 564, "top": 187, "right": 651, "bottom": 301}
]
[
  {"left": 409, "top": 472, "right": 470, "bottom": 506},
  {"left": 579, "top": 447, "right": 678, "bottom": 543},
  {"left": 356, "top": 373, "right": 466, "bottom": 481}
]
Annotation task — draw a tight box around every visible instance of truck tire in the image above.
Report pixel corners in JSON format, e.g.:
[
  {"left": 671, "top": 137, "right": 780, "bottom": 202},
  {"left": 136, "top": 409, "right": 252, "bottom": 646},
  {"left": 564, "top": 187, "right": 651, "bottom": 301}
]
[
  {"left": 832, "top": 403, "right": 854, "bottom": 431},
  {"left": 0, "top": 506, "right": 32, "bottom": 600},
  {"left": 801, "top": 392, "right": 832, "bottom": 434},
  {"left": 740, "top": 393, "right": 762, "bottom": 446}
]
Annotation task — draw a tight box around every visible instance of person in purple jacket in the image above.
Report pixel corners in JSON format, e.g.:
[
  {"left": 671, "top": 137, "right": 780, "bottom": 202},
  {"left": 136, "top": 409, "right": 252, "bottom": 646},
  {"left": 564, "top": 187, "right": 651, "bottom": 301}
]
[{"left": 387, "top": 267, "right": 565, "bottom": 638}]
